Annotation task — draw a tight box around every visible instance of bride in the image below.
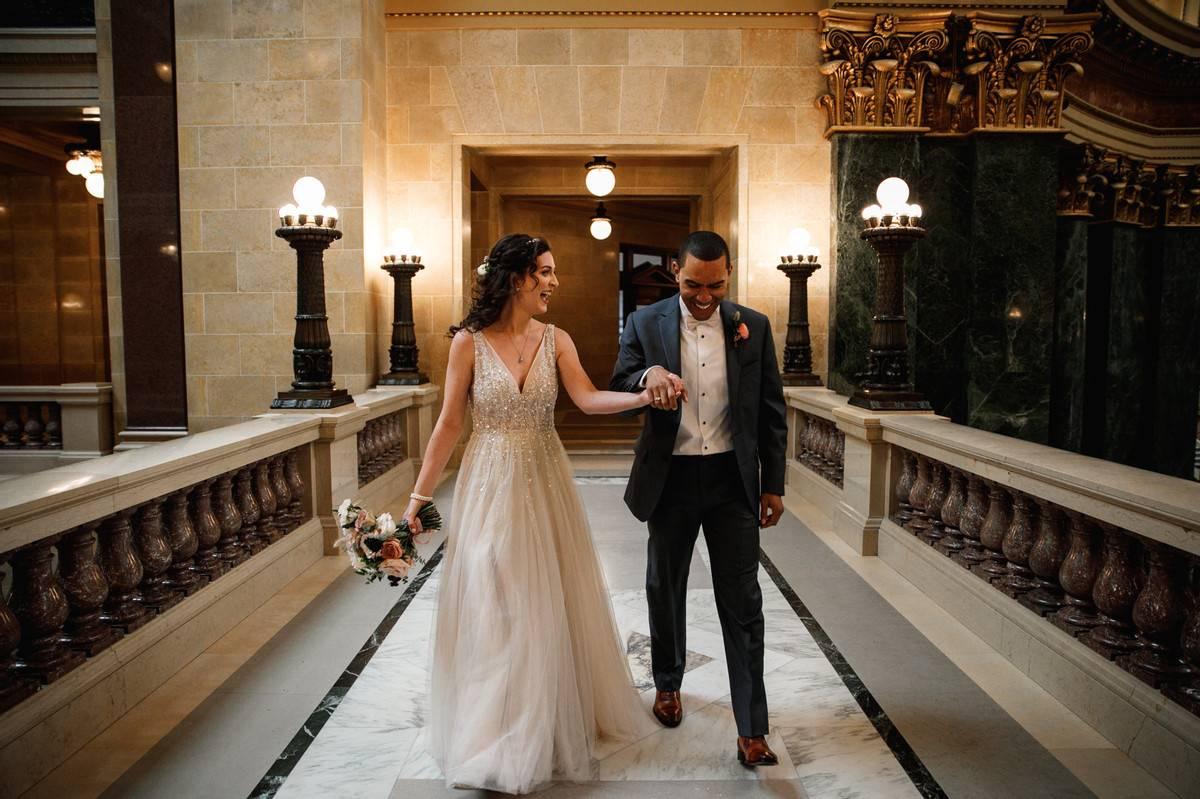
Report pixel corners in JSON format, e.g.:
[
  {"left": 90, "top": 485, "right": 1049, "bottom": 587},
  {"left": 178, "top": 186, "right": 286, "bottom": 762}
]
[{"left": 401, "top": 233, "right": 669, "bottom": 794}]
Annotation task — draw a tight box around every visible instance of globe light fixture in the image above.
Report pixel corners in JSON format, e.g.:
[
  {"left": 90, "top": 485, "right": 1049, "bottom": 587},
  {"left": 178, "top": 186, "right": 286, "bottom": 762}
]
[
  {"left": 850, "top": 177, "right": 930, "bottom": 410},
  {"left": 778, "top": 227, "right": 823, "bottom": 387},
  {"left": 271, "top": 176, "right": 351, "bottom": 409},
  {"left": 584, "top": 156, "right": 616, "bottom": 197},
  {"left": 84, "top": 170, "right": 104, "bottom": 199},
  {"left": 590, "top": 203, "right": 612, "bottom": 240}
]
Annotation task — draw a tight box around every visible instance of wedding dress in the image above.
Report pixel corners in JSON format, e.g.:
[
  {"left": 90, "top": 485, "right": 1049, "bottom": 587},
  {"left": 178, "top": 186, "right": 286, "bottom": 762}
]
[{"left": 428, "top": 325, "right": 651, "bottom": 794}]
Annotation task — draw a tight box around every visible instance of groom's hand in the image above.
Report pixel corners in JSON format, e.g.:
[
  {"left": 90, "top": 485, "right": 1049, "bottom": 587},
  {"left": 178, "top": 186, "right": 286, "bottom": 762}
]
[
  {"left": 644, "top": 368, "right": 688, "bottom": 410},
  {"left": 759, "top": 493, "right": 784, "bottom": 528}
]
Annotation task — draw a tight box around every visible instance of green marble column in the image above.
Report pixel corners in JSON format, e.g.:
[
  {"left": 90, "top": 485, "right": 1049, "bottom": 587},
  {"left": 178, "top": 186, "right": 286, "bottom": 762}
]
[
  {"left": 1051, "top": 216, "right": 1089, "bottom": 452},
  {"left": 1149, "top": 227, "right": 1200, "bottom": 479},
  {"left": 829, "top": 133, "right": 920, "bottom": 396},
  {"left": 909, "top": 137, "right": 972, "bottom": 422},
  {"left": 965, "top": 134, "right": 1060, "bottom": 443}
]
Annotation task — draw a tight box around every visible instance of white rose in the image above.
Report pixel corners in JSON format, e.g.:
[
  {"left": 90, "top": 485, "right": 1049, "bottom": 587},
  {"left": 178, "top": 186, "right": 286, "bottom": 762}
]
[
  {"left": 336, "top": 498, "right": 353, "bottom": 526},
  {"left": 376, "top": 512, "right": 397, "bottom": 537}
]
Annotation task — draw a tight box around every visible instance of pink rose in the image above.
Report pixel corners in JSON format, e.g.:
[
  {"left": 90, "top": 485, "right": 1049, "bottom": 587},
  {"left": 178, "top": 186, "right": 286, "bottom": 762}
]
[
  {"left": 379, "top": 539, "right": 403, "bottom": 560},
  {"left": 380, "top": 558, "right": 411, "bottom": 580},
  {"left": 355, "top": 509, "right": 372, "bottom": 530},
  {"left": 736, "top": 322, "right": 749, "bottom": 341}
]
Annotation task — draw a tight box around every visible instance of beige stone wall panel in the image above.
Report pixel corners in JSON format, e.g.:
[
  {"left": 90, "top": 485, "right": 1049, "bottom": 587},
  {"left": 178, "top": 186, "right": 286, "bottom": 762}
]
[
  {"left": 535, "top": 66, "right": 582, "bottom": 134},
  {"left": 492, "top": 66, "right": 542, "bottom": 133},
  {"left": 196, "top": 40, "right": 268, "bottom": 83},
  {"left": 518, "top": 29, "right": 571, "bottom": 66},
  {"left": 268, "top": 38, "right": 342, "bottom": 81},
  {"left": 197, "top": 125, "right": 271, "bottom": 167},
  {"left": 235, "top": 81, "right": 306, "bottom": 124},
  {"left": 658, "top": 66, "right": 709, "bottom": 134},
  {"left": 579, "top": 66, "right": 620, "bottom": 133},
  {"left": 618, "top": 66, "right": 666, "bottom": 133},
  {"left": 571, "top": 29, "right": 628, "bottom": 66},
  {"left": 269, "top": 123, "right": 343, "bottom": 165},
  {"left": 232, "top": 0, "right": 304, "bottom": 40},
  {"left": 697, "top": 67, "right": 753, "bottom": 134},
  {"left": 407, "top": 30, "right": 461, "bottom": 66},
  {"left": 462, "top": 29, "right": 517, "bottom": 66}
]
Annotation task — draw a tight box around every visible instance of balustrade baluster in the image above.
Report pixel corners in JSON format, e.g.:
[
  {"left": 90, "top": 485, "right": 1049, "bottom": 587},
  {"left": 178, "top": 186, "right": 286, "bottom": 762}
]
[
  {"left": 975, "top": 482, "right": 1012, "bottom": 581},
  {"left": 215, "top": 473, "right": 247, "bottom": 567},
  {"left": 190, "top": 479, "right": 226, "bottom": 580},
  {"left": 254, "top": 460, "right": 281, "bottom": 543},
  {"left": 953, "top": 474, "right": 990, "bottom": 569},
  {"left": 98, "top": 509, "right": 149, "bottom": 632},
  {"left": 23, "top": 411, "right": 44, "bottom": 449},
  {"left": 921, "top": 461, "right": 949, "bottom": 545},
  {"left": 2, "top": 415, "right": 20, "bottom": 447},
  {"left": 1000, "top": 492, "right": 1040, "bottom": 597},
  {"left": 1053, "top": 511, "right": 1104, "bottom": 636},
  {"left": 0, "top": 554, "right": 38, "bottom": 710},
  {"left": 59, "top": 522, "right": 119, "bottom": 655},
  {"left": 164, "top": 490, "right": 205, "bottom": 595},
  {"left": 894, "top": 450, "right": 915, "bottom": 523},
  {"left": 1021, "top": 499, "right": 1070, "bottom": 615},
  {"left": 1085, "top": 525, "right": 1142, "bottom": 659},
  {"left": 134, "top": 501, "right": 181, "bottom": 612},
  {"left": 936, "top": 467, "right": 966, "bottom": 555},
  {"left": 1164, "top": 558, "right": 1200, "bottom": 713},
  {"left": 269, "top": 456, "right": 293, "bottom": 534},
  {"left": 11, "top": 538, "right": 84, "bottom": 682},
  {"left": 833, "top": 430, "right": 845, "bottom": 485},
  {"left": 235, "top": 467, "right": 267, "bottom": 554},
  {"left": 907, "top": 455, "right": 932, "bottom": 536},
  {"left": 1123, "top": 542, "right": 1191, "bottom": 687},
  {"left": 45, "top": 413, "right": 62, "bottom": 449},
  {"left": 285, "top": 450, "right": 305, "bottom": 523}
]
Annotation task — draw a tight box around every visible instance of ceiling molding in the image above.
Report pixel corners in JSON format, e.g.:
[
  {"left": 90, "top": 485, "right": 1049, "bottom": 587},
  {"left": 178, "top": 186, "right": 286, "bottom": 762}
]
[{"left": 1063, "top": 93, "right": 1200, "bottom": 161}]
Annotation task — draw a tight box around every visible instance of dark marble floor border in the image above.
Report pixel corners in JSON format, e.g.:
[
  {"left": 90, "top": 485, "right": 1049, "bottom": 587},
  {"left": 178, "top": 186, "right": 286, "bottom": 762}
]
[
  {"left": 247, "top": 544, "right": 446, "bottom": 799},
  {"left": 759, "top": 549, "right": 948, "bottom": 799}
]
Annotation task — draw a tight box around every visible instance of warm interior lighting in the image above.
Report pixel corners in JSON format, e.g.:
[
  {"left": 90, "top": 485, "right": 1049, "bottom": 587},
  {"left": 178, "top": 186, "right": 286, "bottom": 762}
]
[
  {"left": 589, "top": 203, "right": 612, "bottom": 240},
  {"left": 280, "top": 177, "right": 337, "bottom": 229},
  {"left": 84, "top": 171, "right": 104, "bottom": 199},
  {"left": 585, "top": 156, "right": 616, "bottom": 197}
]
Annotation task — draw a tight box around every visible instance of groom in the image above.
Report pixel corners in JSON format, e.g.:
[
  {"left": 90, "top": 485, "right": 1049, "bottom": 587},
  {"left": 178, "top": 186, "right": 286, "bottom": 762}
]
[{"left": 610, "top": 230, "right": 788, "bottom": 767}]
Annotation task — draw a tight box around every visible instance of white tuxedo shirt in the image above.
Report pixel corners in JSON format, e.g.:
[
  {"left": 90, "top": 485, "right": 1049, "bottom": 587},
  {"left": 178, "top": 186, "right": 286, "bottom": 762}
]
[{"left": 641, "top": 297, "right": 734, "bottom": 456}]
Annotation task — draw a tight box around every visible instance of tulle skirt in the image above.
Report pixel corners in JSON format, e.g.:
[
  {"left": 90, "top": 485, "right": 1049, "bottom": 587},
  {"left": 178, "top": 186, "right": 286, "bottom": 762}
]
[{"left": 428, "top": 430, "right": 651, "bottom": 794}]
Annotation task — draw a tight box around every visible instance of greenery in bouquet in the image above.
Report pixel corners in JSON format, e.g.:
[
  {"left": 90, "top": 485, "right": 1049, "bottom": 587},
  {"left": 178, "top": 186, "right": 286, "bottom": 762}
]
[{"left": 333, "top": 498, "right": 441, "bottom": 586}]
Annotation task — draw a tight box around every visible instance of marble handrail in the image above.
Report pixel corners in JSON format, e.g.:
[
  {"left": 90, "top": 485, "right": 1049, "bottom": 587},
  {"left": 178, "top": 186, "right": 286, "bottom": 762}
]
[
  {"left": 0, "top": 415, "right": 322, "bottom": 556},
  {"left": 878, "top": 414, "right": 1200, "bottom": 558},
  {"left": 784, "top": 386, "right": 847, "bottom": 422}
]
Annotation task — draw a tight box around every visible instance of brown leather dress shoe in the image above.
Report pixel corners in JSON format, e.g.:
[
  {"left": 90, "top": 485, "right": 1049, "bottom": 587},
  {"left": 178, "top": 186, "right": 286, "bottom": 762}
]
[
  {"left": 652, "top": 690, "right": 682, "bottom": 727},
  {"left": 737, "top": 735, "right": 779, "bottom": 767}
]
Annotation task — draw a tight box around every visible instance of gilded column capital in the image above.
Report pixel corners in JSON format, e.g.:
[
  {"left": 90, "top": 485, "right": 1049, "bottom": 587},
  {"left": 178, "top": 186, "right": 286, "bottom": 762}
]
[
  {"left": 817, "top": 9, "right": 953, "bottom": 136},
  {"left": 1057, "top": 144, "right": 1107, "bottom": 217},
  {"left": 959, "top": 12, "right": 1098, "bottom": 133},
  {"left": 1088, "top": 150, "right": 1160, "bottom": 226},
  {"left": 1160, "top": 165, "right": 1200, "bottom": 228}
]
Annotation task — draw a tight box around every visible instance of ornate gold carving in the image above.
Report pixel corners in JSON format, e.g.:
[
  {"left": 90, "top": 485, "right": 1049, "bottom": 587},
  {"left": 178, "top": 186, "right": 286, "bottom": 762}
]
[
  {"left": 817, "top": 10, "right": 952, "bottom": 134},
  {"left": 1160, "top": 166, "right": 1200, "bottom": 228},
  {"left": 1057, "top": 145, "right": 1106, "bottom": 217},
  {"left": 818, "top": 11, "right": 1098, "bottom": 137},
  {"left": 958, "top": 12, "right": 1096, "bottom": 132}
]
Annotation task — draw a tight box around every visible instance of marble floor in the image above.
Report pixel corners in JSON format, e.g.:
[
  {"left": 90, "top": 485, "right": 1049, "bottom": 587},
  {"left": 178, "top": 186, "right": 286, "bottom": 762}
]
[{"left": 269, "top": 480, "right": 923, "bottom": 799}]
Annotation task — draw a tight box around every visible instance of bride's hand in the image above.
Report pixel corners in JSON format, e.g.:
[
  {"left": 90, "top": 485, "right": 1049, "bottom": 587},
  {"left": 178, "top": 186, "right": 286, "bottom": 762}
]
[
  {"left": 639, "top": 388, "right": 654, "bottom": 408},
  {"left": 402, "top": 498, "right": 426, "bottom": 536}
]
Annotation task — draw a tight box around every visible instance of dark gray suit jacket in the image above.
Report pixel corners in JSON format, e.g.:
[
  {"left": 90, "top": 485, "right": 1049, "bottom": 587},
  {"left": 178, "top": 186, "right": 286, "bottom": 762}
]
[{"left": 609, "top": 295, "right": 788, "bottom": 522}]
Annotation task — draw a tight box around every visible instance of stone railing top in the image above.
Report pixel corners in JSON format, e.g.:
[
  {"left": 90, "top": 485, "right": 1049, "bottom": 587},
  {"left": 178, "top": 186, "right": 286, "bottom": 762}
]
[
  {"left": 0, "top": 414, "right": 322, "bottom": 554},
  {"left": 881, "top": 414, "right": 1200, "bottom": 556},
  {"left": 783, "top": 387, "right": 848, "bottom": 421},
  {"left": 356, "top": 384, "right": 441, "bottom": 422},
  {"left": 0, "top": 382, "right": 112, "bottom": 405}
]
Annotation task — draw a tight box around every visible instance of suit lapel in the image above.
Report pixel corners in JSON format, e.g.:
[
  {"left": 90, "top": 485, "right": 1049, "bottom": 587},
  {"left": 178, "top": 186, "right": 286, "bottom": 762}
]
[
  {"left": 722, "top": 300, "right": 741, "bottom": 420},
  {"left": 658, "top": 296, "right": 682, "bottom": 378}
]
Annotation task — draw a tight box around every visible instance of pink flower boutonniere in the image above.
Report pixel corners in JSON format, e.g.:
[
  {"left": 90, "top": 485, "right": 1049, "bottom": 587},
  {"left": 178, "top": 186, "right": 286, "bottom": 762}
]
[{"left": 733, "top": 310, "right": 750, "bottom": 348}]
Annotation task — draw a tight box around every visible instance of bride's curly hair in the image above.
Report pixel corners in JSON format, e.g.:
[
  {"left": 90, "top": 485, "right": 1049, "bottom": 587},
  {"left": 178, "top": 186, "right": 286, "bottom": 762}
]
[{"left": 449, "top": 233, "right": 552, "bottom": 336}]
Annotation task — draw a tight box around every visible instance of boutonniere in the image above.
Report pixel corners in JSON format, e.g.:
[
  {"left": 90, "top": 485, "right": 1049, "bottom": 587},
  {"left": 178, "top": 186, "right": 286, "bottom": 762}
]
[{"left": 733, "top": 310, "right": 750, "bottom": 348}]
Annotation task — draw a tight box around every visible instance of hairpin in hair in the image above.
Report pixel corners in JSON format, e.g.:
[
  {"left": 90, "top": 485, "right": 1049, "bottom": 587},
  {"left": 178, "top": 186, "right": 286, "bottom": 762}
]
[{"left": 476, "top": 256, "right": 489, "bottom": 276}]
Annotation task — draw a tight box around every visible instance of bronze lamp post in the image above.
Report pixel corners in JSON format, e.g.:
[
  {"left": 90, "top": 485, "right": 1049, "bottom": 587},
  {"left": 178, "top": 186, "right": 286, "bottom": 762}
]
[
  {"left": 849, "top": 177, "right": 931, "bottom": 411},
  {"left": 271, "top": 177, "right": 353, "bottom": 410},
  {"left": 378, "top": 228, "right": 429, "bottom": 386},
  {"left": 778, "top": 227, "right": 823, "bottom": 387}
]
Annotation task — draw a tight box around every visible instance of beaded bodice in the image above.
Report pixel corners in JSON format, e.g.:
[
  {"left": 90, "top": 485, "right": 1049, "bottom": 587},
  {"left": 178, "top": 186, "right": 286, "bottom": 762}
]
[{"left": 471, "top": 325, "right": 557, "bottom": 434}]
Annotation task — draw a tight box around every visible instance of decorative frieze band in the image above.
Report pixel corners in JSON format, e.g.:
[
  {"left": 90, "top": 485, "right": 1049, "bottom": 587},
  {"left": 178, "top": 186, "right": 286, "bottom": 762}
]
[{"left": 818, "top": 10, "right": 1097, "bottom": 136}]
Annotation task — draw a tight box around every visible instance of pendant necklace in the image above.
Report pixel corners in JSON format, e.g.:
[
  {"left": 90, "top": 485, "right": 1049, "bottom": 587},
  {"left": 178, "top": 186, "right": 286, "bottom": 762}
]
[{"left": 510, "top": 324, "right": 535, "bottom": 363}]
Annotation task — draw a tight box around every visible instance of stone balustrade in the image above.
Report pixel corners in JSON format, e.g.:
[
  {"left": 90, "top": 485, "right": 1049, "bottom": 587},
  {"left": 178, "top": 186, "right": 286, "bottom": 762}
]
[
  {"left": 0, "top": 384, "right": 114, "bottom": 474},
  {"left": 0, "top": 384, "right": 439, "bottom": 797},
  {"left": 783, "top": 386, "right": 1200, "bottom": 796}
]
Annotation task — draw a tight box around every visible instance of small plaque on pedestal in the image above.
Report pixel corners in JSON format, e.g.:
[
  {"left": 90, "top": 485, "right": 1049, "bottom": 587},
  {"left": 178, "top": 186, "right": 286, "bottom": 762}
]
[{"left": 271, "top": 389, "right": 354, "bottom": 410}]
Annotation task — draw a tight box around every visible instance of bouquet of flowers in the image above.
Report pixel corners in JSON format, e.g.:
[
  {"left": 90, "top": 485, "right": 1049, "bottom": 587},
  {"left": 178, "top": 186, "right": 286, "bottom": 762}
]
[{"left": 333, "top": 498, "right": 442, "bottom": 586}]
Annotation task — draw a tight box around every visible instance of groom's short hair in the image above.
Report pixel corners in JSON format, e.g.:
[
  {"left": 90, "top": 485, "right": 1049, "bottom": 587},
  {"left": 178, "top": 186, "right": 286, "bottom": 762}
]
[{"left": 677, "top": 230, "right": 730, "bottom": 271}]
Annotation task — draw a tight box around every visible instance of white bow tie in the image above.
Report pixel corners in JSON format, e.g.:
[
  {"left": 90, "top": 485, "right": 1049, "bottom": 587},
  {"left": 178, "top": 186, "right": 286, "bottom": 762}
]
[{"left": 684, "top": 315, "right": 720, "bottom": 331}]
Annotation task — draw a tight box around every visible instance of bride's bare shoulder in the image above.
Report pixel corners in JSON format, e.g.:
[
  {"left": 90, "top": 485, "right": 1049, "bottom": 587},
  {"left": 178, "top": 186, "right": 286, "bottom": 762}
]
[{"left": 449, "top": 329, "right": 475, "bottom": 363}]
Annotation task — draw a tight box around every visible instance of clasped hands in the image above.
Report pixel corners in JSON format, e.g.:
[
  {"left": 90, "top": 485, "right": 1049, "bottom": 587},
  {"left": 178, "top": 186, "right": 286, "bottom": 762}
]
[{"left": 642, "top": 367, "right": 688, "bottom": 410}]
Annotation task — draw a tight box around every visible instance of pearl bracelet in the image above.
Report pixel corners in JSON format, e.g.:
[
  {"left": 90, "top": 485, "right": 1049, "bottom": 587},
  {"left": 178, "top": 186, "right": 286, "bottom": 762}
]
[{"left": 410, "top": 492, "right": 433, "bottom": 503}]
